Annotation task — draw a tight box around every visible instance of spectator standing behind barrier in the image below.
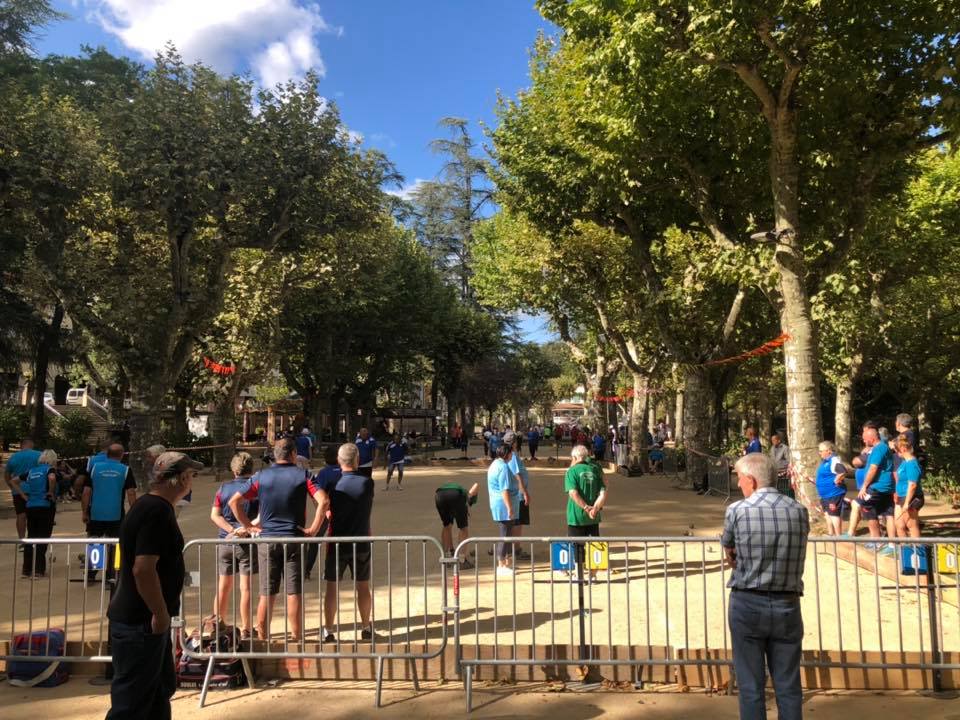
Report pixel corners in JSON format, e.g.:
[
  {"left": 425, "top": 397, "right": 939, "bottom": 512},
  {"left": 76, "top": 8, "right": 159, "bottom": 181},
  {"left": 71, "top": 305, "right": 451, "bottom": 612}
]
[
  {"left": 105, "top": 451, "right": 199, "bottom": 720},
  {"left": 770, "top": 432, "right": 790, "bottom": 477},
  {"left": 229, "top": 436, "right": 326, "bottom": 641},
  {"left": 83, "top": 442, "right": 137, "bottom": 582},
  {"left": 210, "top": 452, "right": 260, "bottom": 639},
  {"left": 384, "top": 432, "right": 408, "bottom": 490},
  {"left": 488, "top": 444, "right": 520, "bottom": 577},
  {"left": 14, "top": 449, "right": 58, "bottom": 577},
  {"left": 355, "top": 427, "right": 378, "bottom": 479},
  {"left": 4, "top": 436, "right": 40, "bottom": 539},
  {"left": 723, "top": 453, "right": 809, "bottom": 720},
  {"left": 565, "top": 444, "right": 608, "bottom": 578},
  {"left": 814, "top": 441, "right": 848, "bottom": 536},
  {"left": 857, "top": 423, "right": 897, "bottom": 552},
  {"left": 435, "top": 481, "right": 479, "bottom": 567},
  {"left": 304, "top": 445, "right": 339, "bottom": 581},
  {"left": 321, "top": 443, "right": 375, "bottom": 643},
  {"left": 894, "top": 434, "right": 924, "bottom": 540}
]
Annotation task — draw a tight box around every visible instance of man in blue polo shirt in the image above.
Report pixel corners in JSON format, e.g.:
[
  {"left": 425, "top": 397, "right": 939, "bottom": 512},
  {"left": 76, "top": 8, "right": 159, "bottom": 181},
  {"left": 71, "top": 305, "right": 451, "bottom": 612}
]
[
  {"left": 355, "top": 427, "right": 378, "bottom": 479},
  {"left": 229, "top": 436, "right": 326, "bottom": 641},
  {"left": 858, "top": 422, "right": 896, "bottom": 545},
  {"left": 384, "top": 433, "right": 408, "bottom": 490},
  {"left": 4, "top": 436, "right": 41, "bottom": 539},
  {"left": 82, "top": 442, "right": 137, "bottom": 581},
  {"left": 295, "top": 428, "right": 313, "bottom": 463},
  {"left": 743, "top": 427, "right": 762, "bottom": 455}
]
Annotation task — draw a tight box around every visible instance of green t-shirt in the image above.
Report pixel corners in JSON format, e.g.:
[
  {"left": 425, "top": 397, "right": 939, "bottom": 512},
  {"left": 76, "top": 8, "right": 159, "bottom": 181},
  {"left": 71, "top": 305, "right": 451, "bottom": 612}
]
[
  {"left": 564, "top": 459, "right": 605, "bottom": 526},
  {"left": 437, "top": 482, "right": 478, "bottom": 506}
]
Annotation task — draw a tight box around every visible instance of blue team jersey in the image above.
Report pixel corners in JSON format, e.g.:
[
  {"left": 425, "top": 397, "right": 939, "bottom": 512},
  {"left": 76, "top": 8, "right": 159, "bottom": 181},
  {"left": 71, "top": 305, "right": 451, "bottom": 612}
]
[
  {"left": 214, "top": 477, "right": 259, "bottom": 538},
  {"left": 815, "top": 455, "right": 846, "bottom": 500},
  {"left": 867, "top": 443, "right": 895, "bottom": 493},
  {"left": 88, "top": 459, "right": 135, "bottom": 521},
  {"left": 355, "top": 437, "right": 378, "bottom": 466},
  {"left": 896, "top": 458, "right": 922, "bottom": 497},
  {"left": 23, "top": 464, "right": 54, "bottom": 509},
  {"left": 310, "top": 464, "right": 341, "bottom": 494},
  {"left": 592, "top": 435, "right": 605, "bottom": 451},
  {"left": 240, "top": 463, "right": 311, "bottom": 536},
  {"left": 294, "top": 435, "right": 312, "bottom": 458},
  {"left": 745, "top": 439, "right": 762, "bottom": 454},
  {"left": 6, "top": 449, "right": 41, "bottom": 481},
  {"left": 86, "top": 451, "right": 108, "bottom": 474},
  {"left": 386, "top": 441, "right": 407, "bottom": 464},
  {"left": 527, "top": 430, "right": 539, "bottom": 444},
  {"left": 488, "top": 434, "right": 502, "bottom": 453}
]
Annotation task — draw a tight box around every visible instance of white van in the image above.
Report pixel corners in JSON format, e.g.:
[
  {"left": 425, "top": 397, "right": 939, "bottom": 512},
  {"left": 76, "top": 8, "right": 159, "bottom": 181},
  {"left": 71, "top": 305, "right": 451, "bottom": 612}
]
[{"left": 66, "top": 388, "right": 87, "bottom": 405}]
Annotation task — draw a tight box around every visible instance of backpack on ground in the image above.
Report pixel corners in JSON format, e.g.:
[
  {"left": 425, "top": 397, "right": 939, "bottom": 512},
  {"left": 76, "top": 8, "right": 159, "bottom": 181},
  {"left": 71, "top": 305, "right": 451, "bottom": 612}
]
[{"left": 7, "top": 629, "right": 69, "bottom": 688}]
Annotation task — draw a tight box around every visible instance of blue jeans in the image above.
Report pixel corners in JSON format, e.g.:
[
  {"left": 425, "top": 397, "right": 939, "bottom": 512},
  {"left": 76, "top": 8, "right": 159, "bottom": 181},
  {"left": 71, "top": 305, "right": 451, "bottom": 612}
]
[
  {"left": 105, "top": 620, "right": 175, "bottom": 720},
  {"left": 728, "top": 590, "right": 803, "bottom": 720}
]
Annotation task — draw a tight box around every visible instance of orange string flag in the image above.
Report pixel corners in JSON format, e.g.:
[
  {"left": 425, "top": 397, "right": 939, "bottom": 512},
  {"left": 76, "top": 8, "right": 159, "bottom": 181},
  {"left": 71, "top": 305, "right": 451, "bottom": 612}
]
[
  {"left": 702, "top": 333, "right": 791, "bottom": 367},
  {"left": 202, "top": 356, "right": 236, "bottom": 376}
]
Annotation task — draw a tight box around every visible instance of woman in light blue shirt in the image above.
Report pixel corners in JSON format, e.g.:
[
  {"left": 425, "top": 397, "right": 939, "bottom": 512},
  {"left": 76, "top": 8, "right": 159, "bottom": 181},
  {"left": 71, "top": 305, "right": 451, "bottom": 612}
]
[
  {"left": 487, "top": 444, "right": 520, "bottom": 576},
  {"left": 894, "top": 434, "right": 924, "bottom": 539}
]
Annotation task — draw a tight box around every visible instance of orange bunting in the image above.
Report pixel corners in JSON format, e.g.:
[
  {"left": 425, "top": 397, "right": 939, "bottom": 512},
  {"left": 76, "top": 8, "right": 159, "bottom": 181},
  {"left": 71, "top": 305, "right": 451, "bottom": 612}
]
[
  {"left": 595, "top": 387, "right": 669, "bottom": 403},
  {"left": 702, "top": 333, "right": 791, "bottom": 367},
  {"left": 203, "top": 356, "right": 236, "bottom": 376}
]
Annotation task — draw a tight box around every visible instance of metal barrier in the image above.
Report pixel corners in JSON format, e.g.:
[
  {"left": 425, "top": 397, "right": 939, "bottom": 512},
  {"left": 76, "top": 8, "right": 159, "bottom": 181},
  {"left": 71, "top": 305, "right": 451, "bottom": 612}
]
[
  {"left": 451, "top": 536, "right": 960, "bottom": 711},
  {"left": 1, "top": 537, "right": 119, "bottom": 665},
  {"left": 177, "top": 535, "right": 449, "bottom": 708},
  {"left": 705, "top": 456, "right": 733, "bottom": 501}
]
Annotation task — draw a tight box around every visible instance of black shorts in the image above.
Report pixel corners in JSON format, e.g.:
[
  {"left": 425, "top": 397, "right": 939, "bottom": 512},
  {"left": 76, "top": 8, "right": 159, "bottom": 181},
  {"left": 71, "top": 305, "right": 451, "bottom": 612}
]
[
  {"left": 567, "top": 524, "right": 601, "bottom": 538},
  {"left": 517, "top": 499, "right": 530, "bottom": 526},
  {"left": 899, "top": 491, "right": 925, "bottom": 512},
  {"left": 217, "top": 542, "right": 258, "bottom": 576},
  {"left": 257, "top": 543, "right": 302, "bottom": 595},
  {"left": 87, "top": 520, "right": 122, "bottom": 538},
  {"left": 859, "top": 492, "right": 894, "bottom": 520},
  {"left": 435, "top": 488, "right": 469, "bottom": 529},
  {"left": 13, "top": 492, "right": 26, "bottom": 515},
  {"left": 820, "top": 496, "right": 846, "bottom": 517},
  {"left": 324, "top": 542, "right": 372, "bottom": 582}
]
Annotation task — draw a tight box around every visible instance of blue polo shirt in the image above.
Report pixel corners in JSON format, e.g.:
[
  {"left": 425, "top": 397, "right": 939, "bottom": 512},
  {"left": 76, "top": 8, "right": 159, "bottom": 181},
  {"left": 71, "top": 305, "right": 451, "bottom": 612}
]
[
  {"left": 745, "top": 439, "right": 762, "bottom": 454},
  {"left": 592, "top": 434, "right": 605, "bottom": 452},
  {"left": 488, "top": 434, "right": 502, "bottom": 454},
  {"left": 310, "top": 463, "right": 342, "bottom": 494},
  {"left": 294, "top": 434, "right": 312, "bottom": 458},
  {"left": 6, "top": 449, "right": 41, "bottom": 481},
  {"left": 214, "top": 477, "right": 259, "bottom": 538},
  {"left": 815, "top": 455, "right": 846, "bottom": 500},
  {"left": 487, "top": 458, "right": 519, "bottom": 522},
  {"left": 23, "top": 464, "right": 55, "bottom": 509},
  {"left": 86, "top": 458, "right": 136, "bottom": 521},
  {"left": 386, "top": 441, "right": 407, "bottom": 464},
  {"left": 866, "top": 442, "right": 895, "bottom": 494},
  {"left": 240, "top": 462, "right": 313, "bottom": 536},
  {"left": 355, "top": 436, "right": 378, "bottom": 467},
  {"left": 527, "top": 430, "right": 539, "bottom": 444},
  {"left": 896, "top": 458, "right": 922, "bottom": 497}
]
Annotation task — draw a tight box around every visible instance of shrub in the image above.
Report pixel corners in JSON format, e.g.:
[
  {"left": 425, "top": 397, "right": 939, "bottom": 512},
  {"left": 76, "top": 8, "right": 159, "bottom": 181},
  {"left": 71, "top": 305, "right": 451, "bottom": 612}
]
[
  {"left": 0, "top": 405, "right": 30, "bottom": 450},
  {"left": 51, "top": 410, "right": 95, "bottom": 458}
]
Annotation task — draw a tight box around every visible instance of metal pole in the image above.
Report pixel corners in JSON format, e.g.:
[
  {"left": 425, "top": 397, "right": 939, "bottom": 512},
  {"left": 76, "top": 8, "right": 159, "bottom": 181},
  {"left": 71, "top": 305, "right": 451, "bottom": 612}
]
[
  {"left": 925, "top": 543, "right": 943, "bottom": 692},
  {"left": 576, "top": 543, "right": 587, "bottom": 663}
]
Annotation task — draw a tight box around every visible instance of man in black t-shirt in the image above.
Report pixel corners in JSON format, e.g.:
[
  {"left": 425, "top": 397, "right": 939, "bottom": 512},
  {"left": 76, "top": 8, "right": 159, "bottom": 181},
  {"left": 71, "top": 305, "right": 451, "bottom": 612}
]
[
  {"left": 105, "top": 451, "right": 201, "bottom": 720},
  {"left": 321, "top": 443, "right": 375, "bottom": 643}
]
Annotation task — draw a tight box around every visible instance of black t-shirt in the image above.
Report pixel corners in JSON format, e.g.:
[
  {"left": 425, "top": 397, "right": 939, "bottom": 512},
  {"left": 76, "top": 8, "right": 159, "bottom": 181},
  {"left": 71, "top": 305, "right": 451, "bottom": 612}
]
[
  {"left": 107, "top": 494, "right": 185, "bottom": 624},
  {"left": 329, "top": 472, "right": 374, "bottom": 548}
]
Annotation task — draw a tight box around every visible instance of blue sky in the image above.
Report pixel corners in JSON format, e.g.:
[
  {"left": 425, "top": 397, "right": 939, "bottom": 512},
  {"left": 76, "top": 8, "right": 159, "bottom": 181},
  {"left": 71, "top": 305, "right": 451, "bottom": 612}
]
[{"left": 37, "top": 1, "right": 556, "bottom": 341}]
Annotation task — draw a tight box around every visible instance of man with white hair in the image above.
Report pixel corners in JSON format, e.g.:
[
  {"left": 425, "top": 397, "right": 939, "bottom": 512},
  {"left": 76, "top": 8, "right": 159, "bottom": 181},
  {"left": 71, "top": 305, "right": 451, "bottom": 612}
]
[
  {"left": 141, "top": 444, "right": 166, "bottom": 493},
  {"left": 723, "top": 452, "right": 809, "bottom": 720},
  {"left": 565, "top": 443, "right": 607, "bottom": 539}
]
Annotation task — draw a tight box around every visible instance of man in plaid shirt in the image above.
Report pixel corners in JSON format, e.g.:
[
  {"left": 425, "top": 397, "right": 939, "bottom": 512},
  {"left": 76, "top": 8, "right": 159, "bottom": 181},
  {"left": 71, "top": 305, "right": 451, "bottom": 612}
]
[{"left": 722, "top": 452, "right": 809, "bottom": 720}]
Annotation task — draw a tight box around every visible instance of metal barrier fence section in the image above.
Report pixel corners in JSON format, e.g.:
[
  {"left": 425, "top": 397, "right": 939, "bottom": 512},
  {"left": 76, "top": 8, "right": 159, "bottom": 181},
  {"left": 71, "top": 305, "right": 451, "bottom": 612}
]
[
  {"left": 1, "top": 538, "right": 119, "bottom": 665},
  {"left": 451, "top": 536, "right": 960, "bottom": 711},
  {"left": 177, "top": 536, "right": 448, "bottom": 707},
  {"left": 705, "top": 456, "right": 733, "bottom": 501}
]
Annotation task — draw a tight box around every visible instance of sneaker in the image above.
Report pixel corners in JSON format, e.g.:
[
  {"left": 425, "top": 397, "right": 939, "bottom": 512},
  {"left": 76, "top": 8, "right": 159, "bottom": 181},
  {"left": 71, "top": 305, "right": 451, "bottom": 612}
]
[
  {"left": 880, "top": 544, "right": 897, "bottom": 557},
  {"left": 322, "top": 629, "right": 336, "bottom": 643},
  {"left": 396, "top": 485, "right": 404, "bottom": 491},
  {"left": 460, "top": 558, "right": 475, "bottom": 570},
  {"left": 515, "top": 549, "right": 531, "bottom": 561},
  {"left": 360, "top": 627, "right": 376, "bottom": 641},
  {"left": 496, "top": 566, "right": 514, "bottom": 577},
  {"left": 863, "top": 542, "right": 879, "bottom": 551}
]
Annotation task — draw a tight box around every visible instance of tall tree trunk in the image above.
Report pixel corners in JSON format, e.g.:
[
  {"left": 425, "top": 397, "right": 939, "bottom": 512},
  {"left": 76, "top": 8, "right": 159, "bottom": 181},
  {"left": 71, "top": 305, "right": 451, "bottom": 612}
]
[
  {"left": 674, "top": 386, "right": 685, "bottom": 445},
  {"left": 758, "top": 377, "right": 772, "bottom": 448},
  {"left": 834, "top": 350, "right": 864, "bottom": 460},
  {"left": 30, "top": 302, "right": 65, "bottom": 441},
  {"left": 683, "top": 366, "right": 712, "bottom": 489},
  {"left": 629, "top": 372, "right": 646, "bottom": 467},
  {"left": 211, "top": 374, "right": 241, "bottom": 471},
  {"left": 172, "top": 396, "right": 189, "bottom": 444}
]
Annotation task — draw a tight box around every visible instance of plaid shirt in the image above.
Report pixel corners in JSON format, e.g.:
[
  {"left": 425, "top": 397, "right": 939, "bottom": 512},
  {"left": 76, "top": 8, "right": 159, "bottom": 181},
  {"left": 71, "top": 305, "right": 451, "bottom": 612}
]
[{"left": 721, "top": 487, "right": 809, "bottom": 593}]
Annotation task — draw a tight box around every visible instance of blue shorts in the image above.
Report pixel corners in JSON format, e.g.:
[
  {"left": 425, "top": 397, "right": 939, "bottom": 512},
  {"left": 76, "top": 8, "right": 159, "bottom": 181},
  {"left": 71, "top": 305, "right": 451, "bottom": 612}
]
[
  {"left": 859, "top": 492, "right": 894, "bottom": 520},
  {"left": 820, "top": 496, "right": 846, "bottom": 517}
]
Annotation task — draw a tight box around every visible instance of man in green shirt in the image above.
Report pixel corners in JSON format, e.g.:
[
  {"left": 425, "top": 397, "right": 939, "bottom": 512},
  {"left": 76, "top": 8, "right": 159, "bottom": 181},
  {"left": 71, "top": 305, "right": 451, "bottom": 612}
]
[
  {"left": 435, "top": 481, "right": 479, "bottom": 569},
  {"left": 564, "top": 444, "right": 608, "bottom": 538}
]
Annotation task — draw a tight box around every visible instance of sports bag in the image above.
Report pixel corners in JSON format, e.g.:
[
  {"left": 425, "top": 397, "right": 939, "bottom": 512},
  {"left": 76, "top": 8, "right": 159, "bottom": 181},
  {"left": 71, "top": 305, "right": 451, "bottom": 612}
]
[{"left": 7, "top": 629, "right": 69, "bottom": 687}]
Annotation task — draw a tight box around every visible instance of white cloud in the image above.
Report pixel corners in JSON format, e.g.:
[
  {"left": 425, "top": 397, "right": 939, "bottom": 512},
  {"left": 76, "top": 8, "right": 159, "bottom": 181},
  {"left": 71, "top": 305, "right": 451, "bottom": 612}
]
[
  {"left": 82, "top": 1, "right": 341, "bottom": 87},
  {"left": 387, "top": 178, "right": 428, "bottom": 201}
]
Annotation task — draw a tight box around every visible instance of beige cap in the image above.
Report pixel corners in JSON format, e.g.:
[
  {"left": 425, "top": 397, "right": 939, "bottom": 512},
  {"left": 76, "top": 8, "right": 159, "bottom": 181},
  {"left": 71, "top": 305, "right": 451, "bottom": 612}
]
[{"left": 153, "top": 451, "right": 204, "bottom": 476}]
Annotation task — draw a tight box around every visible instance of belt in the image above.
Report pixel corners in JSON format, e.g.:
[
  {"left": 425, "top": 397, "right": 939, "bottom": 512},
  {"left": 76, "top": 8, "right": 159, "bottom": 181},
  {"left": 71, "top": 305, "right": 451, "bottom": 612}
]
[{"left": 733, "top": 588, "right": 800, "bottom": 598}]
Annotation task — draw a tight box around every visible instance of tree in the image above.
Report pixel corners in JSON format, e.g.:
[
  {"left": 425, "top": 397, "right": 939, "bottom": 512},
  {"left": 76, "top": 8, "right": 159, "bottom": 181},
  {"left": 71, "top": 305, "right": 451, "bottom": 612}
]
[
  {"left": 0, "top": 0, "right": 63, "bottom": 57},
  {"left": 537, "top": 0, "right": 960, "bottom": 483}
]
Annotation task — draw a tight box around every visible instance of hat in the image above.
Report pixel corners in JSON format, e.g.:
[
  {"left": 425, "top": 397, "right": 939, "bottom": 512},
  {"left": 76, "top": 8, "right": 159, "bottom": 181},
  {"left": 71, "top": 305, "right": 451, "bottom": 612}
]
[
  {"left": 154, "top": 451, "right": 204, "bottom": 476},
  {"left": 502, "top": 431, "right": 516, "bottom": 444},
  {"left": 301, "top": 427, "right": 310, "bottom": 434}
]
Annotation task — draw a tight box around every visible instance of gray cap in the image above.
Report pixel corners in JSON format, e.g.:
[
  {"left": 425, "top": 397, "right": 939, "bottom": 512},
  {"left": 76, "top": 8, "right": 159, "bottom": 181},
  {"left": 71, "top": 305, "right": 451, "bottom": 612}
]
[{"left": 154, "top": 451, "right": 204, "bottom": 476}]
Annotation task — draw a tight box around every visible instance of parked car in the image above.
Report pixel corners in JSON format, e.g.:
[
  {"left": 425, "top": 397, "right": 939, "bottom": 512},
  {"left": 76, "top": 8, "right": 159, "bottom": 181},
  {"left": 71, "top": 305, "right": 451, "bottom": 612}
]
[
  {"left": 43, "top": 392, "right": 53, "bottom": 405},
  {"left": 66, "top": 388, "right": 87, "bottom": 405}
]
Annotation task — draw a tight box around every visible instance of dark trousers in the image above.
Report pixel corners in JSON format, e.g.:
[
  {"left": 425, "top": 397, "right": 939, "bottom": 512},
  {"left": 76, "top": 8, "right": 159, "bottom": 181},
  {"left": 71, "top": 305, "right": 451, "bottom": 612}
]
[
  {"left": 106, "top": 621, "right": 175, "bottom": 720},
  {"left": 529, "top": 442, "right": 539, "bottom": 459},
  {"left": 729, "top": 590, "right": 803, "bottom": 720},
  {"left": 23, "top": 506, "right": 55, "bottom": 576}
]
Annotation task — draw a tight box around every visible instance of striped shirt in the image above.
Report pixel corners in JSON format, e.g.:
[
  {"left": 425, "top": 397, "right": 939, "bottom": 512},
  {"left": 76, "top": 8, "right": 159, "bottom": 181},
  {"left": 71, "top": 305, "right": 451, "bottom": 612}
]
[{"left": 721, "top": 487, "right": 809, "bottom": 593}]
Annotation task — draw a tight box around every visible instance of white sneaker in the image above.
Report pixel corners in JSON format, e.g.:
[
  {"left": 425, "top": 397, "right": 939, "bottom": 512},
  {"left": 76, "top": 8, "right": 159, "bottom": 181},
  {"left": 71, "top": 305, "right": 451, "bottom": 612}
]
[{"left": 496, "top": 566, "right": 514, "bottom": 577}]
